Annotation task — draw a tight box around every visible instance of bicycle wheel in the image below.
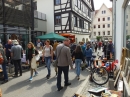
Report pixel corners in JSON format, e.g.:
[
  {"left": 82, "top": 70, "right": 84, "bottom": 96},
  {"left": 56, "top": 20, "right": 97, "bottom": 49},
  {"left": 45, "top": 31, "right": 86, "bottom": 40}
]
[{"left": 92, "top": 67, "right": 109, "bottom": 85}]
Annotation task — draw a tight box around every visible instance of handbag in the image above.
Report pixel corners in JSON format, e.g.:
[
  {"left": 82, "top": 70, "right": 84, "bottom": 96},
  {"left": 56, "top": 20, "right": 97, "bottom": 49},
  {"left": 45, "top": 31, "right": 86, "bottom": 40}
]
[
  {"left": 52, "top": 46, "right": 64, "bottom": 67},
  {"left": 31, "top": 57, "right": 37, "bottom": 69}
]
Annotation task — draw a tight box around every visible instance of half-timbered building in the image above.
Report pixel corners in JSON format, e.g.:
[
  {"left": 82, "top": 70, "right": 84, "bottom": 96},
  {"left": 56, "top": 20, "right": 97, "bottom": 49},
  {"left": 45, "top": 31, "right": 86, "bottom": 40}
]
[{"left": 54, "top": 0, "right": 95, "bottom": 42}]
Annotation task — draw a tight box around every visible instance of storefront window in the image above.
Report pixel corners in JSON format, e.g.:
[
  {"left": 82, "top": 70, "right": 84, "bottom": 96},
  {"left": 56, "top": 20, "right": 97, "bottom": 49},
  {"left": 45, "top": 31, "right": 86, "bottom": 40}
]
[{"left": 125, "top": 1, "right": 130, "bottom": 50}]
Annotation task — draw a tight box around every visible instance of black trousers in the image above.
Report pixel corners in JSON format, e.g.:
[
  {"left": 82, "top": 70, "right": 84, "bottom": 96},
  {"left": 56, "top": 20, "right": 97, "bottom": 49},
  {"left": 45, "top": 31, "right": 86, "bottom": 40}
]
[
  {"left": 13, "top": 59, "right": 22, "bottom": 75},
  {"left": 57, "top": 66, "right": 69, "bottom": 89}
]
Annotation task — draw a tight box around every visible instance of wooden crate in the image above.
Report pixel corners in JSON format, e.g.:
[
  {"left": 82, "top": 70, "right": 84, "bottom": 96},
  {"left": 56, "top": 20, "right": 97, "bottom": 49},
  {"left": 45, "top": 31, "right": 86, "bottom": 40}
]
[{"left": 120, "top": 48, "right": 127, "bottom": 70}]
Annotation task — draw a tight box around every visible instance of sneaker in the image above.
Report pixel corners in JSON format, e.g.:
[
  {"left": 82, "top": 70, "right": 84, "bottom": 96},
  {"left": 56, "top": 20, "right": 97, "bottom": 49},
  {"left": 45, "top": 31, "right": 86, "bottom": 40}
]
[
  {"left": 77, "top": 76, "right": 80, "bottom": 80},
  {"left": 34, "top": 72, "right": 38, "bottom": 77},
  {"left": 29, "top": 77, "right": 33, "bottom": 81}
]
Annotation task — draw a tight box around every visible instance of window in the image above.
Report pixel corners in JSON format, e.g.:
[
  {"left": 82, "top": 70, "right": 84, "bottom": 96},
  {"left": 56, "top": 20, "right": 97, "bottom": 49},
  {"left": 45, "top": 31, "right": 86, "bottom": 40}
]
[
  {"left": 104, "top": 10, "right": 106, "bottom": 14},
  {"left": 98, "top": 18, "right": 100, "bottom": 22},
  {"left": 126, "top": 22, "right": 128, "bottom": 26},
  {"left": 107, "top": 31, "right": 110, "bottom": 35},
  {"left": 79, "top": 19, "right": 82, "bottom": 28},
  {"left": 75, "top": 0, "right": 78, "bottom": 6},
  {"left": 79, "top": 19, "right": 84, "bottom": 28},
  {"left": 98, "top": 25, "right": 100, "bottom": 28},
  {"left": 124, "top": 1, "right": 130, "bottom": 50},
  {"left": 55, "top": 15, "right": 61, "bottom": 25},
  {"left": 33, "top": 2, "right": 37, "bottom": 10},
  {"left": 74, "top": 16, "right": 77, "bottom": 27},
  {"left": 103, "top": 24, "right": 105, "bottom": 28},
  {"left": 108, "top": 24, "right": 110, "bottom": 28},
  {"left": 82, "top": 21, "right": 84, "bottom": 29},
  {"left": 103, "top": 31, "right": 105, "bottom": 35},
  {"left": 55, "top": 0, "right": 61, "bottom": 5},
  {"left": 98, "top": 32, "right": 100, "bottom": 36},
  {"left": 126, "top": 30, "right": 128, "bottom": 34},
  {"left": 78, "top": 0, "right": 80, "bottom": 9},
  {"left": 80, "top": 1, "right": 82, "bottom": 10},
  {"left": 94, "top": 25, "right": 96, "bottom": 28},
  {"left": 94, "top": 32, "right": 96, "bottom": 36},
  {"left": 108, "top": 17, "right": 110, "bottom": 21},
  {"left": 103, "top": 18, "right": 105, "bottom": 21},
  {"left": 102, "top": 10, "right": 106, "bottom": 14}
]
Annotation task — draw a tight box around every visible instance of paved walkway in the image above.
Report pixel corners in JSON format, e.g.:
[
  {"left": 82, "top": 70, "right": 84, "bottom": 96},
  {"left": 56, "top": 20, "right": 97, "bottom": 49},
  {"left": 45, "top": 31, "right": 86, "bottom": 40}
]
[
  {"left": 0, "top": 66, "right": 90, "bottom": 97},
  {"left": 0, "top": 49, "right": 104, "bottom": 97}
]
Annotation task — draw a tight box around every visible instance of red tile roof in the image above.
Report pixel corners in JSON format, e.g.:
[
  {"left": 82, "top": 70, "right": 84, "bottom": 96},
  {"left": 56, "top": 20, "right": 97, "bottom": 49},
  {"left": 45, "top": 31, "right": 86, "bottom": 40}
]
[{"left": 109, "top": 8, "right": 113, "bottom": 12}]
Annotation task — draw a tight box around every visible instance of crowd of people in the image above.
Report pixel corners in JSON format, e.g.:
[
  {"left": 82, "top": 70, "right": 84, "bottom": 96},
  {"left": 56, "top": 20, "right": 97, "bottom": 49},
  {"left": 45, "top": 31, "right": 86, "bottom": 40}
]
[{"left": 0, "top": 38, "right": 114, "bottom": 91}]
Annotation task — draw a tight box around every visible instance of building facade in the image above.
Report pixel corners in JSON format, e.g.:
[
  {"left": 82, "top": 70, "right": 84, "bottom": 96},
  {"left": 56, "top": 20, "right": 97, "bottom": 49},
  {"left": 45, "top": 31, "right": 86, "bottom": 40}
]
[
  {"left": 54, "top": 0, "right": 95, "bottom": 43},
  {"left": 92, "top": 4, "right": 112, "bottom": 41},
  {"left": 0, "top": 0, "right": 33, "bottom": 46},
  {"left": 0, "top": 0, "right": 47, "bottom": 46},
  {"left": 35, "top": 0, "right": 54, "bottom": 33}
]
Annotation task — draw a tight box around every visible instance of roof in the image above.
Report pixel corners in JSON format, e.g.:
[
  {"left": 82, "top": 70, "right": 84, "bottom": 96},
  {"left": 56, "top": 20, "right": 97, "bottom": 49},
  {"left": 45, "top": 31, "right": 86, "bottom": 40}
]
[{"left": 95, "top": 8, "right": 112, "bottom": 15}]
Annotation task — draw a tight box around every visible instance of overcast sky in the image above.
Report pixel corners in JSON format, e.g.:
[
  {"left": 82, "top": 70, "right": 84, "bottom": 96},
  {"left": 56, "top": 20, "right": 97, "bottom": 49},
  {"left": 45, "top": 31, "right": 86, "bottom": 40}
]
[{"left": 93, "top": 0, "right": 112, "bottom": 10}]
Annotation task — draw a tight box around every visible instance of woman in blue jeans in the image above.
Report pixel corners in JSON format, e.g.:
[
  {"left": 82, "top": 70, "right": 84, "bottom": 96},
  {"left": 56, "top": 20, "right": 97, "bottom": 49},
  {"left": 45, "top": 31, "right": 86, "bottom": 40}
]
[
  {"left": 0, "top": 44, "right": 8, "bottom": 84},
  {"left": 72, "top": 45, "right": 84, "bottom": 80},
  {"left": 42, "top": 40, "right": 53, "bottom": 79}
]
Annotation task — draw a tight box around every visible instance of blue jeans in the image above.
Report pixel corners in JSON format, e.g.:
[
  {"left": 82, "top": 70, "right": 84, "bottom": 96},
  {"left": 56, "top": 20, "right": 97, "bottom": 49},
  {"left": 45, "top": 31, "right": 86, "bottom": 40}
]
[
  {"left": 2, "top": 63, "right": 8, "bottom": 80},
  {"left": 86, "top": 57, "right": 92, "bottom": 67},
  {"left": 75, "top": 59, "right": 82, "bottom": 76},
  {"left": 45, "top": 57, "right": 51, "bottom": 76}
]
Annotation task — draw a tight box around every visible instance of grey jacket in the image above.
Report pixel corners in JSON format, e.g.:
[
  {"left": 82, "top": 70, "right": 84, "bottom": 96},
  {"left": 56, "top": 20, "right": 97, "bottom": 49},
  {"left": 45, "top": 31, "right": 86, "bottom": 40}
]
[{"left": 56, "top": 44, "right": 73, "bottom": 67}]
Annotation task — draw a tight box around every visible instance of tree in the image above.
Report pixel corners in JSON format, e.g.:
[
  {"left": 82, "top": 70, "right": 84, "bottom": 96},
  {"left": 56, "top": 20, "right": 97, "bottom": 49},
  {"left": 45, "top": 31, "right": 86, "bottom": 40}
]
[
  {"left": 96, "top": 36, "right": 102, "bottom": 41},
  {"left": 126, "top": 35, "right": 130, "bottom": 40}
]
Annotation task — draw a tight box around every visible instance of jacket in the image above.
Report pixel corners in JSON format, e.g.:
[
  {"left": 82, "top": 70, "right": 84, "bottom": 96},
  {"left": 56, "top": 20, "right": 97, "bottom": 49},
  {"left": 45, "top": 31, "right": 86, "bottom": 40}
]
[
  {"left": 85, "top": 48, "right": 93, "bottom": 58},
  {"left": 26, "top": 48, "right": 35, "bottom": 60},
  {"left": 56, "top": 44, "right": 73, "bottom": 67}
]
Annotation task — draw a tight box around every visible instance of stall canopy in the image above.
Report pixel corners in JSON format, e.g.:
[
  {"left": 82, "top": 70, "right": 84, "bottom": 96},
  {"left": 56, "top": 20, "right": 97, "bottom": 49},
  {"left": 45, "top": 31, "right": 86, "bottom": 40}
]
[
  {"left": 36, "top": 32, "right": 66, "bottom": 41},
  {"left": 59, "top": 33, "right": 75, "bottom": 43}
]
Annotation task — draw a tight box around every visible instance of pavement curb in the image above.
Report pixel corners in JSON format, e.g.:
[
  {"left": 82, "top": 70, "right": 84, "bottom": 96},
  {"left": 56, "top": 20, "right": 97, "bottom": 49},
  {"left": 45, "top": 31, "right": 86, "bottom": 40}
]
[{"left": 75, "top": 75, "right": 90, "bottom": 96}]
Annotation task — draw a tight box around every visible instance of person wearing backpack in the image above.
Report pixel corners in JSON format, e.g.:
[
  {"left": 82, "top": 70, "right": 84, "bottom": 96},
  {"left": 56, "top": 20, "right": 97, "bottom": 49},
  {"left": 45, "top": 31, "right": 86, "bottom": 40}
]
[
  {"left": 42, "top": 40, "right": 53, "bottom": 79},
  {"left": 84, "top": 44, "right": 93, "bottom": 68},
  {"left": 0, "top": 43, "right": 8, "bottom": 84}
]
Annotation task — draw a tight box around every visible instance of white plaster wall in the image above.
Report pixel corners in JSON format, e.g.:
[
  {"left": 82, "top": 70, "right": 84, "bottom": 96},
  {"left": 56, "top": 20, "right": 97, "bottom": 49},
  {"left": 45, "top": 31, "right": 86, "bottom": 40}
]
[
  {"left": 115, "top": 0, "right": 124, "bottom": 64},
  {"left": 92, "top": 4, "right": 112, "bottom": 39},
  {"left": 75, "top": 34, "right": 90, "bottom": 43},
  {"left": 36, "top": 0, "right": 54, "bottom": 33},
  {"left": 34, "top": 19, "right": 47, "bottom": 32}
]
